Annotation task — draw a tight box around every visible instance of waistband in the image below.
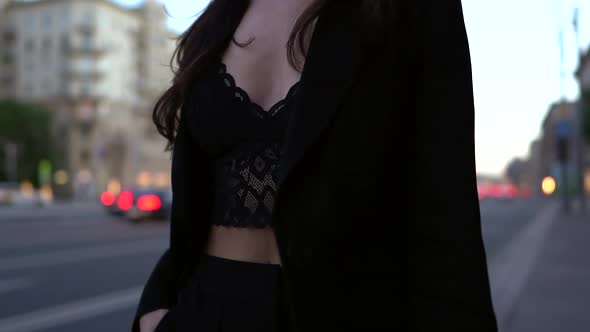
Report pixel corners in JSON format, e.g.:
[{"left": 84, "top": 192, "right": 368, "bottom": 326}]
[{"left": 190, "top": 253, "right": 283, "bottom": 302}]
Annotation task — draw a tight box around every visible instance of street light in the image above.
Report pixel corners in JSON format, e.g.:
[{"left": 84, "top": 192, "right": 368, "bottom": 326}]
[{"left": 542, "top": 176, "right": 557, "bottom": 195}]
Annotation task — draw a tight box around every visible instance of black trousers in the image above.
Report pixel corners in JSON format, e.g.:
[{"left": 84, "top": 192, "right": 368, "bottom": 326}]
[{"left": 154, "top": 253, "right": 290, "bottom": 332}]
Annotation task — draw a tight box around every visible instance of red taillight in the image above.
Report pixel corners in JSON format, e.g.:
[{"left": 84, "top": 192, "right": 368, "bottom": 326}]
[
  {"left": 100, "top": 191, "right": 116, "bottom": 206},
  {"left": 137, "top": 194, "right": 162, "bottom": 212},
  {"left": 117, "top": 190, "right": 134, "bottom": 211},
  {"left": 477, "top": 184, "right": 490, "bottom": 200}
]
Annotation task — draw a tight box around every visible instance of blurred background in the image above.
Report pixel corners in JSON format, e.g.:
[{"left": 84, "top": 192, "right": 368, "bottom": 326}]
[{"left": 0, "top": 0, "right": 589, "bottom": 331}]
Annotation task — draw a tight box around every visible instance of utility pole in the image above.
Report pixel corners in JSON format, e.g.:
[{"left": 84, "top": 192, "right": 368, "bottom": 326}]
[
  {"left": 558, "top": 26, "right": 571, "bottom": 215},
  {"left": 573, "top": 5, "right": 586, "bottom": 215}
]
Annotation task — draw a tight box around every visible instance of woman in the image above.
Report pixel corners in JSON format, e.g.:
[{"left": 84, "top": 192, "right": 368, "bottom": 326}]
[{"left": 132, "top": 0, "right": 498, "bottom": 331}]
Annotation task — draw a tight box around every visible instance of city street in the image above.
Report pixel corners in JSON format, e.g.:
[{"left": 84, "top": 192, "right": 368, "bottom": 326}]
[
  {"left": 0, "top": 205, "right": 168, "bottom": 332},
  {"left": 0, "top": 198, "right": 574, "bottom": 331}
]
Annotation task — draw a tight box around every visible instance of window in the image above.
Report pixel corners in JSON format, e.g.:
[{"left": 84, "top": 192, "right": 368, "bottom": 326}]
[
  {"left": 81, "top": 36, "right": 93, "bottom": 50},
  {"left": 42, "top": 37, "right": 51, "bottom": 50},
  {"left": 78, "top": 58, "right": 93, "bottom": 73},
  {"left": 1, "top": 54, "right": 12, "bottom": 65},
  {"left": 22, "top": 14, "right": 35, "bottom": 31},
  {"left": 80, "top": 148, "right": 90, "bottom": 163},
  {"left": 82, "top": 10, "right": 95, "bottom": 24},
  {"left": 24, "top": 39, "right": 34, "bottom": 52},
  {"left": 2, "top": 30, "right": 16, "bottom": 44},
  {"left": 60, "top": 33, "right": 70, "bottom": 53},
  {"left": 42, "top": 13, "right": 52, "bottom": 29},
  {"left": 23, "top": 82, "right": 32, "bottom": 93},
  {"left": 41, "top": 37, "right": 52, "bottom": 63},
  {"left": 80, "top": 83, "right": 90, "bottom": 96}
]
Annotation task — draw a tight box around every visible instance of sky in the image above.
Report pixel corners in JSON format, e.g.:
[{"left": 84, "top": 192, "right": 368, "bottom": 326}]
[{"left": 116, "top": 0, "right": 590, "bottom": 176}]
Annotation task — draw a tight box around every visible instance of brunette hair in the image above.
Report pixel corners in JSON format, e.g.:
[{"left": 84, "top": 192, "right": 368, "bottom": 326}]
[{"left": 153, "top": 0, "right": 396, "bottom": 150}]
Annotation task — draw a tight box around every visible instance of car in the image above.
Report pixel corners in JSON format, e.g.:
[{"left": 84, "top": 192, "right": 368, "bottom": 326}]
[
  {"left": 100, "top": 189, "right": 128, "bottom": 216},
  {"left": 100, "top": 187, "right": 172, "bottom": 221},
  {"left": 124, "top": 188, "right": 172, "bottom": 222}
]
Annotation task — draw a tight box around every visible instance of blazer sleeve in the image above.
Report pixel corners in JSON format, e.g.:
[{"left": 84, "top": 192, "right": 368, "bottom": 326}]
[
  {"left": 130, "top": 104, "right": 195, "bottom": 332},
  {"left": 409, "top": 0, "right": 498, "bottom": 330}
]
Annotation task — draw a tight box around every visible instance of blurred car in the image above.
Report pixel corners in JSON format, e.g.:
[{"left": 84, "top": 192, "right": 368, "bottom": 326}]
[
  {"left": 0, "top": 182, "right": 19, "bottom": 206},
  {"left": 124, "top": 188, "right": 172, "bottom": 222},
  {"left": 478, "top": 183, "right": 531, "bottom": 201},
  {"left": 100, "top": 189, "right": 128, "bottom": 216},
  {"left": 101, "top": 187, "right": 172, "bottom": 221}
]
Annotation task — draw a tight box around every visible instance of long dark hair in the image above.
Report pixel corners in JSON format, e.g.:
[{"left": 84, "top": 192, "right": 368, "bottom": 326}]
[{"left": 153, "top": 0, "right": 396, "bottom": 150}]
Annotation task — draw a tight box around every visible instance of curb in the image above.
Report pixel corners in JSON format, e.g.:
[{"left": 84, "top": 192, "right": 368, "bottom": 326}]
[{"left": 488, "top": 201, "right": 559, "bottom": 331}]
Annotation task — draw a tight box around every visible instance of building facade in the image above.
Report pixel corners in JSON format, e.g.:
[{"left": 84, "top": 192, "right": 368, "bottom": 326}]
[
  {"left": 0, "top": 0, "right": 177, "bottom": 198},
  {"left": 537, "top": 101, "right": 588, "bottom": 194},
  {"left": 576, "top": 49, "right": 590, "bottom": 193}
]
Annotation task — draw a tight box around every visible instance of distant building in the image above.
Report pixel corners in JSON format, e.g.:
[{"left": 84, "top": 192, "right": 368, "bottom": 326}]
[
  {"left": 0, "top": 0, "right": 178, "bottom": 198},
  {"left": 577, "top": 51, "right": 590, "bottom": 92},
  {"left": 576, "top": 48, "right": 590, "bottom": 193},
  {"left": 538, "top": 101, "right": 587, "bottom": 193},
  {"left": 504, "top": 157, "right": 527, "bottom": 186}
]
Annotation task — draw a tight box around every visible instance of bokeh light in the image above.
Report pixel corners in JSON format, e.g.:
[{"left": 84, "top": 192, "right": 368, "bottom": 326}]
[
  {"left": 54, "top": 170, "right": 69, "bottom": 185},
  {"left": 100, "top": 191, "right": 116, "bottom": 207},
  {"left": 136, "top": 171, "right": 153, "bottom": 188},
  {"left": 107, "top": 179, "right": 122, "bottom": 195},
  {"left": 541, "top": 176, "right": 556, "bottom": 195}
]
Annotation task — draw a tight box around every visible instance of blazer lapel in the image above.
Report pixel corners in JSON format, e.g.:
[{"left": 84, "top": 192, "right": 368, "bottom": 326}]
[{"left": 277, "top": 1, "right": 368, "bottom": 186}]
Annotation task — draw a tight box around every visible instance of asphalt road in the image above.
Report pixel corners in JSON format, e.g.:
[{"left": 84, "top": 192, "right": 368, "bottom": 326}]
[
  {"left": 0, "top": 198, "right": 548, "bottom": 332},
  {"left": 479, "top": 197, "right": 549, "bottom": 261}
]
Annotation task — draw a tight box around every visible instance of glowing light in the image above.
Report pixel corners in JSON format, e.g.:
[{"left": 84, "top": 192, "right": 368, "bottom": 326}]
[
  {"left": 54, "top": 170, "right": 69, "bottom": 185},
  {"left": 39, "top": 185, "right": 53, "bottom": 202},
  {"left": 154, "top": 172, "right": 169, "bottom": 188},
  {"left": 542, "top": 176, "right": 556, "bottom": 195},
  {"left": 101, "top": 191, "right": 116, "bottom": 206},
  {"left": 136, "top": 171, "right": 153, "bottom": 188},
  {"left": 117, "top": 190, "right": 134, "bottom": 211},
  {"left": 77, "top": 169, "right": 92, "bottom": 183},
  {"left": 137, "top": 194, "right": 162, "bottom": 212},
  {"left": 585, "top": 170, "right": 590, "bottom": 194},
  {"left": 20, "top": 180, "right": 34, "bottom": 194},
  {"left": 107, "top": 179, "right": 121, "bottom": 194}
]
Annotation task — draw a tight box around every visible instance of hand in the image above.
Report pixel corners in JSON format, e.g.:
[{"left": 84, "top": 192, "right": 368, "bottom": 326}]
[{"left": 139, "top": 308, "right": 169, "bottom": 332}]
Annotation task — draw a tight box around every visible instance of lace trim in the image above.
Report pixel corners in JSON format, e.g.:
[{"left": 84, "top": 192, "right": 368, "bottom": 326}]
[
  {"left": 216, "top": 59, "right": 301, "bottom": 119},
  {"left": 213, "top": 142, "right": 282, "bottom": 228}
]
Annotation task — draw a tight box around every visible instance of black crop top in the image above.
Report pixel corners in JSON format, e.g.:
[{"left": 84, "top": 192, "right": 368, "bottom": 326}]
[{"left": 190, "top": 58, "right": 301, "bottom": 228}]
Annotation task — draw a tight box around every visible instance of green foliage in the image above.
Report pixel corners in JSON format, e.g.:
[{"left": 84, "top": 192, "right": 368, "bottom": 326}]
[{"left": 0, "top": 100, "right": 56, "bottom": 186}]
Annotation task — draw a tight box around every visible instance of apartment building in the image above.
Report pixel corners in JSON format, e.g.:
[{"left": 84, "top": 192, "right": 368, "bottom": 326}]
[{"left": 0, "top": 0, "right": 178, "bottom": 198}]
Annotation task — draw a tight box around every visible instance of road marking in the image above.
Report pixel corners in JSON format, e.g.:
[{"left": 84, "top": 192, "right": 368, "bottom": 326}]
[
  {"left": 488, "top": 201, "right": 559, "bottom": 330},
  {"left": 0, "top": 239, "right": 166, "bottom": 271},
  {"left": 0, "top": 286, "right": 142, "bottom": 332},
  {"left": 0, "top": 278, "right": 34, "bottom": 294}
]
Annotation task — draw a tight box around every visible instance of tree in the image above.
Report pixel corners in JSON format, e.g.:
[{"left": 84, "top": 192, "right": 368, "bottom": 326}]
[
  {"left": 0, "top": 100, "right": 59, "bottom": 187},
  {"left": 505, "top": 157, "right": 526, "bottom": 185}
]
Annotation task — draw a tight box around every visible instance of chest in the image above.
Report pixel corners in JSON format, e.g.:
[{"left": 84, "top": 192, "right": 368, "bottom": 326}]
[{"left": 219, "top": 6, "right": 314, "bottom": 112}]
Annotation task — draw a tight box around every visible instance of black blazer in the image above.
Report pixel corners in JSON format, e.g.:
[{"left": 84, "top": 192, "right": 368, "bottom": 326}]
[{"left": 132, "top": 0, "right": 498, "bottom": 331}]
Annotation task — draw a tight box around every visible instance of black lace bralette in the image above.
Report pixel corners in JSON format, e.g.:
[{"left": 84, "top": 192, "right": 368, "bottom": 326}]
[{"left": 192, "top": 58, "right": 301, "bottom": 228}]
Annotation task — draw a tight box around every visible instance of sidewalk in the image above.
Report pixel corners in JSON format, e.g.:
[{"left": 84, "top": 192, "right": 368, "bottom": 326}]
[{"left": 493, "top": 200, "right": 590, "bottom": 332}]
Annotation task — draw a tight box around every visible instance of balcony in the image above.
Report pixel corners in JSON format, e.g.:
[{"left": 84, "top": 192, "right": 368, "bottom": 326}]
[
  {"left": 64, "top": 67, "right": 104, "bottom": 81},
  {"left": 63, "top": 36, "right": 108, "bottom": 58},
  {"left": 1, "top": 29, "right": 16, "bottom": 44},
  {"left": 64, "top": 81, "right": 105, "bottom": 101},
  {"left": 75, "top": 21, "right": 97, "bottom": 35}
]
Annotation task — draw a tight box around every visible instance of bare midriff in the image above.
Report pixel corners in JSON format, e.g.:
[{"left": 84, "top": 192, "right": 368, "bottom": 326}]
[{"left": 205, "top": 225, "right": 282, "bottom": 265}]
